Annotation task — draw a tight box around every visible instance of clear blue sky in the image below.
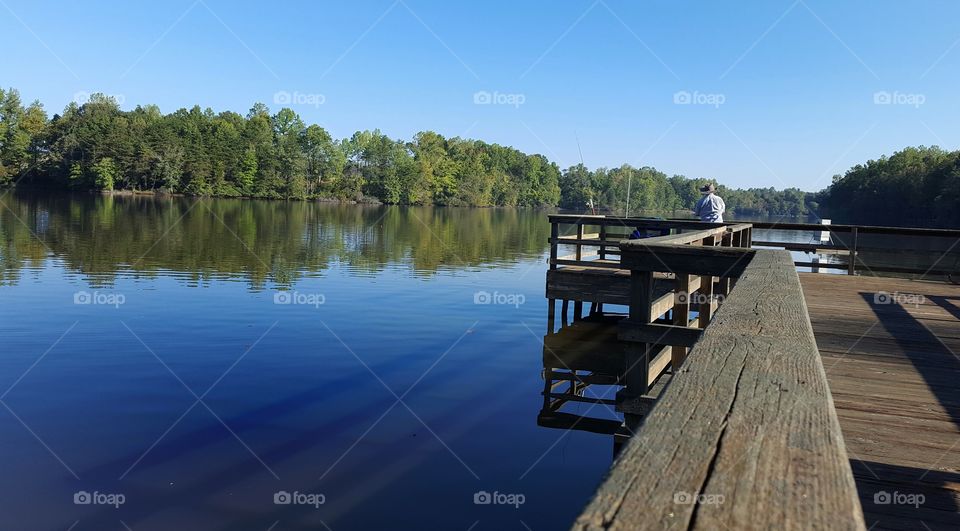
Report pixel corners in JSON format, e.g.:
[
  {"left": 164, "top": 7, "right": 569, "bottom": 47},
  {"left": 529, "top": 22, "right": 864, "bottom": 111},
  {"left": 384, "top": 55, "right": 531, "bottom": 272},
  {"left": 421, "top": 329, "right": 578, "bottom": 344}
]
[{"left": 3, "top": 0, "right": 958, "bottom": 191}]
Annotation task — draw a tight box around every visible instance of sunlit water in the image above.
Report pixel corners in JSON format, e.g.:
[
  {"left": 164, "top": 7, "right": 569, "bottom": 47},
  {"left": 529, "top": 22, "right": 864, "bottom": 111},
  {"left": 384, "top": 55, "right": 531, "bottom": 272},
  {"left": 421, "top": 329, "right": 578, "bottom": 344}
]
[{"left": 1, "top": 193, "right": 613, "bottom": 530}]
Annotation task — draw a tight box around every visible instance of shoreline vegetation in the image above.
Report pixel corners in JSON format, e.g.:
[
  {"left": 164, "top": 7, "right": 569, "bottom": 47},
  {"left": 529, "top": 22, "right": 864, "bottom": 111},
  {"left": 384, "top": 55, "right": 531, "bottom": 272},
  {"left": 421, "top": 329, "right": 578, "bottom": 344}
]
[{"left": 1, "top": 88, "right": 958, "bottom": 226}]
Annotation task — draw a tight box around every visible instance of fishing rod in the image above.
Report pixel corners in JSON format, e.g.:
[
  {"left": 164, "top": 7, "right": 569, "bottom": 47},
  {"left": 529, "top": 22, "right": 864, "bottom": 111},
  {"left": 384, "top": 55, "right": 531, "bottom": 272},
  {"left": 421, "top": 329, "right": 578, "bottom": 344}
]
[{"left": 574, "top": 129, "right": 596, "bottom": 215}]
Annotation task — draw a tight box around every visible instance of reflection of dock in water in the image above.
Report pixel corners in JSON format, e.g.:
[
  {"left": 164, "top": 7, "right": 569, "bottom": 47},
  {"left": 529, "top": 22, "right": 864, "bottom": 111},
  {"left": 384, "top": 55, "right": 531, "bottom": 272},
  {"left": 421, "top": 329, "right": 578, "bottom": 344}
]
[{"left": 538, "top": 313, "right": 669, "bottom": 456}]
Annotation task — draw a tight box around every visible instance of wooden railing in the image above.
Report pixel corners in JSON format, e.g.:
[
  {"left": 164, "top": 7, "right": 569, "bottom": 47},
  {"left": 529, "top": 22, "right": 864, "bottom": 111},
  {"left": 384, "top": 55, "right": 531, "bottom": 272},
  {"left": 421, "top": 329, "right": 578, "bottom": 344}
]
[
  {"left": 547, "top": 215, "right": 753, "bottom": 327},
  {"left": 742, "top": 221, "right": 960, "bottom": 276},
  {"left": 573, "top": 244, "right": 865, "bottom": 530},
  {"left": 548, "top": 214, "right": 734, "bottom": 270}
]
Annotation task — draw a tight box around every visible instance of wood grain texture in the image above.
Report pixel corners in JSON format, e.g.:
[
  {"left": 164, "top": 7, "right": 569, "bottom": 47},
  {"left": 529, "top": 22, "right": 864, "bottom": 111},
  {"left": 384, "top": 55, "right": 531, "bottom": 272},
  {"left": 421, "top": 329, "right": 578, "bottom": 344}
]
[
  {"left": 800, "top": 273, "right": 960, "bottom": 530},
  {"left": 573, "top": 250, "right": 865, "bottom": 531}
]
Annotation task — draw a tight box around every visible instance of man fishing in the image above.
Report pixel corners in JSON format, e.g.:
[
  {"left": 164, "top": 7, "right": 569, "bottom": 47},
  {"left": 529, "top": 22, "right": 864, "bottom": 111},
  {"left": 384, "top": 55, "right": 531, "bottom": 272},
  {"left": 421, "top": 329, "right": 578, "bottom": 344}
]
[{"left": 693, "top": 183, "right": 725, "bottom": 223}]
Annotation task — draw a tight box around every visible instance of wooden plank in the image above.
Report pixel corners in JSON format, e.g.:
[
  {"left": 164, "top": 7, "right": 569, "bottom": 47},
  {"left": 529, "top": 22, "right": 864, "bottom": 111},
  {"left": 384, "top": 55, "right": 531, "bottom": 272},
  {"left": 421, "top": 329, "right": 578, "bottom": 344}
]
[
  {"left": 618, "top": 321, "right": 703, "bottom": 347},
  {"left": 619, "top": 243, "right": 755, "bottom": 277},
  {"left": 673, "top": 273, "right": 692, "bottom": 367},
  {"left": 624, "top": 271, "right": 654, "bottom": 397},
  {"left": 573, "top": 250, "right": 864, "bottom": 530},
  {"left": 797, "top": 272, "right": 960, "bottom": 530},
  {"left": 747, "top": 220, "right": 960, "bottom": 237}
]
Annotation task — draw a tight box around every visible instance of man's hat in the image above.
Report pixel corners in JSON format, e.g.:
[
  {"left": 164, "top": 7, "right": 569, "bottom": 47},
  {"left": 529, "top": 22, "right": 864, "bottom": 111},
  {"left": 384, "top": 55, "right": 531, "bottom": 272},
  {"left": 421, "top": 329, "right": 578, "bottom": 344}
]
[{"left": 699, "top": 183, "right": 716, "bottom": 193}]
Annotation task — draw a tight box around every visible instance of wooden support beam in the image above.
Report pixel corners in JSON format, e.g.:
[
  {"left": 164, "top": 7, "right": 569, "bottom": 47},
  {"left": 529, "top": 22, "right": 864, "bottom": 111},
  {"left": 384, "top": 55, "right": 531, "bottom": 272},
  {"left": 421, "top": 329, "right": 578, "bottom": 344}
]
[
  {"left": 549, "top": 222, "right": 559, "bottom": 270},
  {"left": 618, "top": 322, "right": 703, "bottom": 347},
  {"left": 698, "top": 274, "right": 714, "bottom": 328},
  {"left": 619, "top": 244, "right": 754, "bottom": 277},
  {"left": 848, "top": 226, "right": 858, "bottom": 275},
  {"left": 672, "top": 273, "right": 691, "bottom": 368},
  {"left": 624, "top": 271, "right": 654, "bottom": 397}
]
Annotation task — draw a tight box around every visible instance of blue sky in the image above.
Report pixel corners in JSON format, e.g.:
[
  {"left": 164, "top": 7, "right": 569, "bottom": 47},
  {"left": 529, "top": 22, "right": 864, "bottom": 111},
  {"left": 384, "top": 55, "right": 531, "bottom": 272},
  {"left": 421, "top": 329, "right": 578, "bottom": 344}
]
[{"left": 2, "top": 0, "right": 958, "bottom": 191}]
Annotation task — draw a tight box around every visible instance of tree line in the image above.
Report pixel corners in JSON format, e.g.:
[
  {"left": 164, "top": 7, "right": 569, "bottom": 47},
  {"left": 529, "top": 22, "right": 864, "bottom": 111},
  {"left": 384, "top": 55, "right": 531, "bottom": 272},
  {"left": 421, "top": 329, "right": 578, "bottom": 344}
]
[{"left": 1, "top": 88, "right": 956, "bottom": 224}]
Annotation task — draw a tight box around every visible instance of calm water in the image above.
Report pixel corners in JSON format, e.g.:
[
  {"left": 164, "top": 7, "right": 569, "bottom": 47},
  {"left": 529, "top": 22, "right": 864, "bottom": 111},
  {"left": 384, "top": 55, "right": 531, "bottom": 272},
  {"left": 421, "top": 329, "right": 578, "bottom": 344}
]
[{"left": 0, "top": 193, "right": 614, "bottom": 530}]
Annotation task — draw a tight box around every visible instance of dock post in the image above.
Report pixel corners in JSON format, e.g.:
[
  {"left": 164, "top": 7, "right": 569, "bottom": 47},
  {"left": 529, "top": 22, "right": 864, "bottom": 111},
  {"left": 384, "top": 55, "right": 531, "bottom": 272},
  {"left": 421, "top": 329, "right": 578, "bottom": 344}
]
[
  {"left": 625, "top": 270, "right": 654, "bottom": 398},
  {"left": 672, "top": 273, "right": 691, "bottom": 368},
  {"left": 848, "top": 227, "right": 858, "bottom": 275},
  {"left": 699, "top": 274, "right": 715, "bottom": 327},
  {"left": 599, "top": 224, "right": 607, "bottom": 261},
  {"left": 574, "top": 223, "right": 584, "bottom": 320}
]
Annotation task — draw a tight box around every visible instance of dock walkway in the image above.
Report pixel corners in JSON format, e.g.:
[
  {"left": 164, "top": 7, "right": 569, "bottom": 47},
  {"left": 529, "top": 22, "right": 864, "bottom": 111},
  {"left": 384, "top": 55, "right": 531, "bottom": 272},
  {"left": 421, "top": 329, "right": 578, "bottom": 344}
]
[{"left": 801, "top": 273, "right": 960, "bottom": 529}]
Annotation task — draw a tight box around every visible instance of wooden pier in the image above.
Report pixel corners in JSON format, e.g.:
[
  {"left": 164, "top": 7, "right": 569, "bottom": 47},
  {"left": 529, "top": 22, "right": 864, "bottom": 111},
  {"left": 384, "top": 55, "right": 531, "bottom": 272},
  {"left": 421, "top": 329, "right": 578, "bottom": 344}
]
[{"left": 541, "top": 215, "right": 960, "bottom": 530}]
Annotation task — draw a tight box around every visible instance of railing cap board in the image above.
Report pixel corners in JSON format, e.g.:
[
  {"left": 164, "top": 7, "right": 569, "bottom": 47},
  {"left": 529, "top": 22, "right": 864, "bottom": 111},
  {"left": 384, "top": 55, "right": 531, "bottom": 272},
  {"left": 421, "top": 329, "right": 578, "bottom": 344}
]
[
  {"left": 730, "top": 220, "right": 960, "bottom": 238},
  {"left": 572, "top": 250, "right": 864, "bottom": 531},
  {"left": 619, "top": 244, "right": 755, "bottom": 277},
  {"left": 548, "top": 214, "right": 728, "bottom": 230}
]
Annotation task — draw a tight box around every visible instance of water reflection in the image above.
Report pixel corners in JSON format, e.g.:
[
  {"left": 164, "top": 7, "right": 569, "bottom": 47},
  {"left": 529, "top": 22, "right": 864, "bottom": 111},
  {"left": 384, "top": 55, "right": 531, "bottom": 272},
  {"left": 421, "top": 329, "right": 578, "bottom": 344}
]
[
  {"left": 538, "top": 311, "right": 644, "bottom": 459},
  {"left": 0, "top": 192, "right": 551, "bottom": 288}
]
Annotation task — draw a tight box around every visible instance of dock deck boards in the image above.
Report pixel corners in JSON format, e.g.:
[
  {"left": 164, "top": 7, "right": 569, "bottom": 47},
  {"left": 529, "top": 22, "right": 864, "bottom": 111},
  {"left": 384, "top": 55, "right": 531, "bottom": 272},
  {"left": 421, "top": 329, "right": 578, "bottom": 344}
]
[{"left": 800, "top": 273, "right": 960, "bottom": 530}]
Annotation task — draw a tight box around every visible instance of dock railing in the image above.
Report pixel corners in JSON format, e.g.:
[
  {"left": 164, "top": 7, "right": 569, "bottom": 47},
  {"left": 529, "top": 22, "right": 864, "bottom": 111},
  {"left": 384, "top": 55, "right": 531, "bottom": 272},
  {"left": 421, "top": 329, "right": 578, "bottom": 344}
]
[
  {"left": 547, "top": 214, "right": 753, "bottom": 326},
  {"left": 573, "top": 240, "right": 865, "bottom": 529},
  {"left": 735, "top": 220, "right": 960, "bottom": 276}
]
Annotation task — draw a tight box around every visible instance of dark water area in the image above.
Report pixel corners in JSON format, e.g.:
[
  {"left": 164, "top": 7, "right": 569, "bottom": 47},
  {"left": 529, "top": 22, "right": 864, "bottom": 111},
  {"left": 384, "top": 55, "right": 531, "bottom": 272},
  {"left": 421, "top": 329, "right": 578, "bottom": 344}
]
[{"left": 0, "top": 192, "right": 614, "bottom": 530}]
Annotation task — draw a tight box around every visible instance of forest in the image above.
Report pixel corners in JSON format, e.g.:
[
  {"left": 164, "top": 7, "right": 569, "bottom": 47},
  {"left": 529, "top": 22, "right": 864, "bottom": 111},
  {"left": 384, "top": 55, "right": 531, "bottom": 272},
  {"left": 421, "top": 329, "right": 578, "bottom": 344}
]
[{"left": 1, "top": 88, "right": 957, "bottom": 224}]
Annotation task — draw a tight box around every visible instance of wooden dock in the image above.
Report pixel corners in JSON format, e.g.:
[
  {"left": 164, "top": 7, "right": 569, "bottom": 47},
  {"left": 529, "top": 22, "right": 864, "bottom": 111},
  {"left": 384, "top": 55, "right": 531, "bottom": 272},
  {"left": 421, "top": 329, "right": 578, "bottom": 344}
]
[
  {"left": 540, "top": 215, "right": 960, "bottom": 530},
  {"left": 801, "top": 273, "right": 960, "bottom": 530}
]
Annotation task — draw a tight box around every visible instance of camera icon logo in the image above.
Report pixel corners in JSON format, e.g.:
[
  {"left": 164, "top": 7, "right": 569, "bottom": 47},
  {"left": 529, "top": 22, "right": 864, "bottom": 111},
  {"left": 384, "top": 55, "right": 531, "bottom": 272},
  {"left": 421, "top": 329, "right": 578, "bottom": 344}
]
[
  {"left": 74, "top": 491, "right": 92, "bottom": 504},
  {"left": 873, "top": 91, "right": 892, "bottom": 105},
  {"left": 473, "top": 91, "right": 492, "bottom": 105},
  {"left": 274, "top": 491, "right": 292, "bottom": 505},
  {"left": 274, "top": 292, "right": 292, "bottom": 305},
  {"left": 873, "top": 291, "right": 891, "bottom": 305},
  {"left": 874, "top": 491, "right": 891, "bottom": 505},
  {"left": 673, "top": 91, "right": 692, "bottom": 105},
  {"left": 473, "top": 490, "right": 492, "bottom": 504},
  {"left": 473, "top": 291, "right": 492, "bottom": 304},
  {"left": 274, "top": 91, "right": 292, "bottom": 105},
  {"left": 673, "top": 491, "right": 693, "bottom": 504},
  {"left": 74, "top": 291, "right": 92, "bottom": 304}
]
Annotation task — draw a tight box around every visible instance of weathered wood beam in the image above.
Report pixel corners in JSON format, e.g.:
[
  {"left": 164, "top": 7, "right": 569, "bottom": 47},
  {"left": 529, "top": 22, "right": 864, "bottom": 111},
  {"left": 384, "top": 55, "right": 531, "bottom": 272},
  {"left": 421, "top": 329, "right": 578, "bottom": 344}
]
[
  {"left": 573, "top": 250, "right": 864, "bottom": 531},
  {"left": 618, "top": 321, "right": 703, "bottom": 347},
  {"left": 619, "top": 244, "right": 755, "bottom": 277}
]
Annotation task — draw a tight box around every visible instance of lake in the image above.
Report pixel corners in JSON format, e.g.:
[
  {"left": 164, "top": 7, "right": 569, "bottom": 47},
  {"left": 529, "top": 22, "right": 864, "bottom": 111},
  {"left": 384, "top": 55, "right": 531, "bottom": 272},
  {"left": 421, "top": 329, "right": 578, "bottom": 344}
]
[
  {"left": 0, "top": 192, "right": 615, "bottom": 530},
  {"left": 1, "top": 193, "right": 921, "bottom": 530}
]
